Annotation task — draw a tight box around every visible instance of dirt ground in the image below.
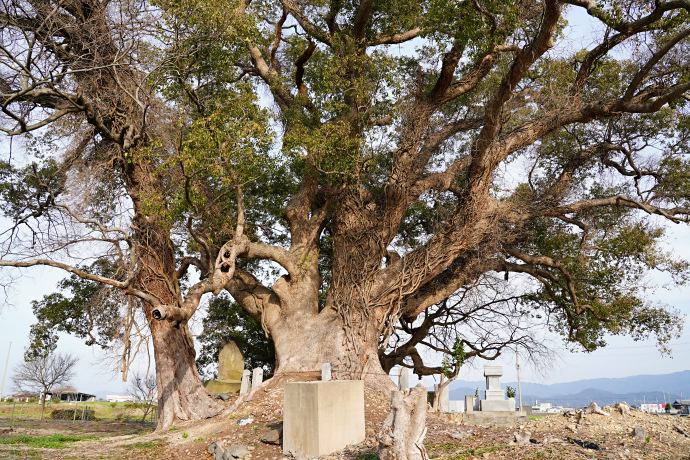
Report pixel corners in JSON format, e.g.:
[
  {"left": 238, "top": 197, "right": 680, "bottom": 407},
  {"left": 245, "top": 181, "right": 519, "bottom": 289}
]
[{"left": 1, "top": 385, "right": 689, "bottom": 459}]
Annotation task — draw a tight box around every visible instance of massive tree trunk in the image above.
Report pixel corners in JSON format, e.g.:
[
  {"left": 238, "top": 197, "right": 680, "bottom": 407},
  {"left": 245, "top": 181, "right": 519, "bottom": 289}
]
[
  {"left": 128, "top": 164, "right": 222, "bottom": 429},
  {"left": 269, "top": 307, "right": 392, "bottom": 389},
  {"left": 148, "top": 318, "right": 221, "bottom": 428}
]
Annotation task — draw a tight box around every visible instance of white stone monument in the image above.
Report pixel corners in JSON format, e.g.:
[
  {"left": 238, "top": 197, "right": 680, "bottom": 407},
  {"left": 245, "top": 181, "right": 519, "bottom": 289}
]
[{"left": 479, "top": 364, "right": 514, "bottom": 412}]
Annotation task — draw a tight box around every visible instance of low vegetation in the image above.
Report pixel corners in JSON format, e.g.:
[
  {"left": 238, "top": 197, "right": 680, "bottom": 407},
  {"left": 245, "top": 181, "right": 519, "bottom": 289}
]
[
  {"left": 0, "top": 433, "right": 96, "bottom": 449},
  {"left": 0, "top": 400, "right": 157, "bottom": 423}
]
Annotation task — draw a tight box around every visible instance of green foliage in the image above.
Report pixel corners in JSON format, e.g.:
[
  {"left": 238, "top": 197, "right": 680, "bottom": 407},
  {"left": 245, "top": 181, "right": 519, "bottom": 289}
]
[
  {"left": 506, "top": 386, "right": 516, "bottom": 398},
  {"left": 26, "top": 259, "right": 123, "bottom": 360},
  {"left": 441, "top": 339, "right": 465, "bottom": 378},
  {"left": 196, "top": 294, "right": 275, "bottom": 379}
]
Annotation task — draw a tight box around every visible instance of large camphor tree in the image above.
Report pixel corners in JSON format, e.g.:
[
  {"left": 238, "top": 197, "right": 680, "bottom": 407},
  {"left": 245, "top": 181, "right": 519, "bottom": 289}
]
[{"left": 1, "top": 0, "right": 689, "bottom": 429}]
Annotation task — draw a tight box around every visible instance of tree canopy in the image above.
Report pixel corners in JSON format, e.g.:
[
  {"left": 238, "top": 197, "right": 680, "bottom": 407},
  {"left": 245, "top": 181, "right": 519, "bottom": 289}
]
[{"left": 1, "top": 0, "right": 689, "bottom": 428}]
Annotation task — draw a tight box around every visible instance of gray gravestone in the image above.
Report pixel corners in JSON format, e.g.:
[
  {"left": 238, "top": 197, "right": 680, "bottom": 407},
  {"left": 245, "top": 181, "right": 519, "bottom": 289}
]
[
  {"left": 440, "top": 385, "right": 450, "bottom": 412},
  {"left": 252, "top": 368, "right": 263, "bottom": 390},
  {"left": 204, "top": 340, "right": 244, "bottom": 395},
  {"left": 321, "top": 363, "right": 331, "bottom": 381},
  {"left": 398, "top": 367, "right": 409, "bottom": 392},
  {"left": 480, "top": 364, "right": 513, "bottom": 411},
  {"left": 240, "top": 370, "right": 251, "bottom": 395}
]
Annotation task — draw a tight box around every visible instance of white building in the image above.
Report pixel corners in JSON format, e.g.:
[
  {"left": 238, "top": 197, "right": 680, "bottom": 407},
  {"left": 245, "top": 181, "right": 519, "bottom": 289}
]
[{"left": 640, "top": 403, "right": 665, "bottom": 413}]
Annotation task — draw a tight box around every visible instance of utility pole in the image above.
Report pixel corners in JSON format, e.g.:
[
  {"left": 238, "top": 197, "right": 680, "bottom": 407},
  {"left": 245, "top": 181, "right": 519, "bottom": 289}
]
[
  {"left": 0, "top": 342, "right": 11, "bottom": 401},
  {"left": 516, "top": 348, "right": 523, "bottom": 410}
]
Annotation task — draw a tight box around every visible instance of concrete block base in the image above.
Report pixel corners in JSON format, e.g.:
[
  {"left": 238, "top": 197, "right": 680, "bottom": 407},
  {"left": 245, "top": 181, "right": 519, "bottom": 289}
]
[
  {"left": 463, "top": 411, "right": 528, "bottom": 427},
  {"left": 204, "top": 380, "right": 241, "bottom": 395},
  {"left": 481, "top": 399, "right": 514, "bottom": 412},
  {"left": 283, "top": 381, "right": 365, "bottom": 458}
]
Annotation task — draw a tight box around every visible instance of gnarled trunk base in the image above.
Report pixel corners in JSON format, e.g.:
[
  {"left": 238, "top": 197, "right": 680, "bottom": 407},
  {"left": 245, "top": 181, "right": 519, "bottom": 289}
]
[
  {"left": 270, "top": 309, "right": 395, "bottom": 393},
  {"left": 151, "top": 320, "right": 223, "bottom": 430}
]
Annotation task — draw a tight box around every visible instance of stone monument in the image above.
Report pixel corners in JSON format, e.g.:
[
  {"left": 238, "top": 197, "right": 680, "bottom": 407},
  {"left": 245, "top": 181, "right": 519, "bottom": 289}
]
[
  {"left": 479, "top": 364, "right": 513, "bottom": 412},
  {"left": 204, "top": 340, "right": 244, "bottom": 395}
]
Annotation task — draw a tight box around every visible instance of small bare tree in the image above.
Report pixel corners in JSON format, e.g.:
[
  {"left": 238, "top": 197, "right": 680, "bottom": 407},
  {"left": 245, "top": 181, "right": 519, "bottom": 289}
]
[
  {"left": 11, "top": 352, "right": 78, "bottom": 420},
  {"left": 128, "top": 372, "right": 157, "bottom": 422}
]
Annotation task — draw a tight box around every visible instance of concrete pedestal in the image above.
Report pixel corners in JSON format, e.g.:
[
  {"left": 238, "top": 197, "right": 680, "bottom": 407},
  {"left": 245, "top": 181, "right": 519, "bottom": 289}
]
[
  {"left": 480, "top": 399, "right": 514, "bottom": 411},
  {"left": 204, "top": 380, "right": 241, "bottom": 395},
  {"left": 283, "top": 381, "right": 365, "bottom": 458}
]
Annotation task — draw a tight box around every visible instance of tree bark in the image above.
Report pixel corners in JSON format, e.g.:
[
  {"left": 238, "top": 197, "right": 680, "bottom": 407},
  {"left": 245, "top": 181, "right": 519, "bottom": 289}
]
[
  {"left": 128, "top": 169, "right": 223, "bottom": 429},
  {"left": 268, "top": 307, "right": 394, "bottom": 391},
  {"left": 378, "top": 386, "right": 429, "bottom": 460}
]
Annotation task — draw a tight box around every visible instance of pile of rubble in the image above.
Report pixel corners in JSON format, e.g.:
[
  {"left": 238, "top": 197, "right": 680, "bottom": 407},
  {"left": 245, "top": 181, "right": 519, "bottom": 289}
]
[{"left": 507, "top": 402, "right": 690, "bottom": 459}]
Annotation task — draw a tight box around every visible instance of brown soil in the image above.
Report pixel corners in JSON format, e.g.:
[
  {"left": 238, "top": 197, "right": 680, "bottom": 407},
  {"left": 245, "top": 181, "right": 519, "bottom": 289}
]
[{"left": 2, "top": 384, "right": 689, "bottom": 459}]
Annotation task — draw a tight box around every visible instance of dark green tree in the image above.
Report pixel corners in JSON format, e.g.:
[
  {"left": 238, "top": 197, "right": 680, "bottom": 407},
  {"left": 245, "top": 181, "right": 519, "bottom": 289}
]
[{"left": 196, "top": 294, "right": 275, "bottom": 380}]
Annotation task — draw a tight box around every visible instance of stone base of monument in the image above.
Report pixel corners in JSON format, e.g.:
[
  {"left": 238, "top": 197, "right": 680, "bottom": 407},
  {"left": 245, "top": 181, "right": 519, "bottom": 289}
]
[
  {"left": 204, "top": 380, "right": 241, "bottom": 395},
  {"left": 463, "top": 410, "right": 529, "bottom": 427},
  {"left": 480, "top": 398, "right": 515, "bottom": 412},
  {"left": 283, "top": 381, "right": 365, "bottom": 458}
]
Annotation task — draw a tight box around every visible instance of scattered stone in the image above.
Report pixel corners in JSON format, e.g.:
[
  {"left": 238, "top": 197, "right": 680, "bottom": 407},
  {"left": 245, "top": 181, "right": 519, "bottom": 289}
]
[
  {"left": 207, "top": 441, "right": 218, "bottom": 455},
  {"left": 631, "top": 427, "right": 645, "bottom": 440},
  {"left": 566, "top": 424, "right": 577, "bottom": 432},
  {"left": 674, "top": 424, "right": 690, "bottom": 439},
  {"left": 237, "top": 417, "right": 253, "bottom": 426},
  {"left": 213, "top": 393, "right": 232, "bottom": 401},
  {"left": 261, "top": 426, "right": 283, "bottom": 445},
  {"left": 513, "top": 431, "right": 531, "bottom": 445},
  {"left": 449, "top": 430, "right": 470, "bottom": 440},
  {"left": 226, "top": 444, "right": 251, "bottom": 459}
]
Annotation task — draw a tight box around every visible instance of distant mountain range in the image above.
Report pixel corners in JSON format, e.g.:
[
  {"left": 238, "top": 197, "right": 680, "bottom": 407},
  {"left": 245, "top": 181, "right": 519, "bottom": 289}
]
[{"left": 447, "top": 369, "right": 690, "bottom": 408}]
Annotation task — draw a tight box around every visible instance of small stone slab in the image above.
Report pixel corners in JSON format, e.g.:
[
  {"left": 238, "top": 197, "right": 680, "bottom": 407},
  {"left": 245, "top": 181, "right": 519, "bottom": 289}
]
[
  {"left": 321, "top": 363, "right": 331, "bottom": 381},
  {"left": 240, "top": 370, "right": 251, "bottom": 395},
  {"left": 252, "top": 368, "right": 263, "bottom": 390},
  {"left": 398, "top": 367, "right": 409, "bottom": 392}
]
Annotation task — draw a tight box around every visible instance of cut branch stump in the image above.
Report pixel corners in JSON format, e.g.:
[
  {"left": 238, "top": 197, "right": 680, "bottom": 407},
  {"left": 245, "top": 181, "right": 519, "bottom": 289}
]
[{"left": 378, "top": 384, "right": 429, "bottom": 460}]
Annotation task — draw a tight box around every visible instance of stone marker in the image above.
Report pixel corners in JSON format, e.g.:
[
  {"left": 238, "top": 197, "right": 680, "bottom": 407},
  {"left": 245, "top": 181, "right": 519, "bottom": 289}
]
[
  {"left": 479, "top": 364, "right": 514, "bottom": 412},
  {"left": 252, "top": 368, "right": 263, "bottom": 391},
  {"left": 440, "top": 384, "right": 450, "bottom": 412},
  {"left": 398, "top": 367, "right": 409, "bottom": 392},
  {"left": 283, "top": 381, "right": 365, "bottom": 457},
  {"left": 204, "top": 340, "right": 244, "bottom": 395},
  {"left": 465, "top": 395, "right": 475, "bottom": 412},
  {"left": 240, "top": 370, "right": 251, "bottom": 395},
  {"left": 321, "top": 363, "right": 331, "bottom": 381}
]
